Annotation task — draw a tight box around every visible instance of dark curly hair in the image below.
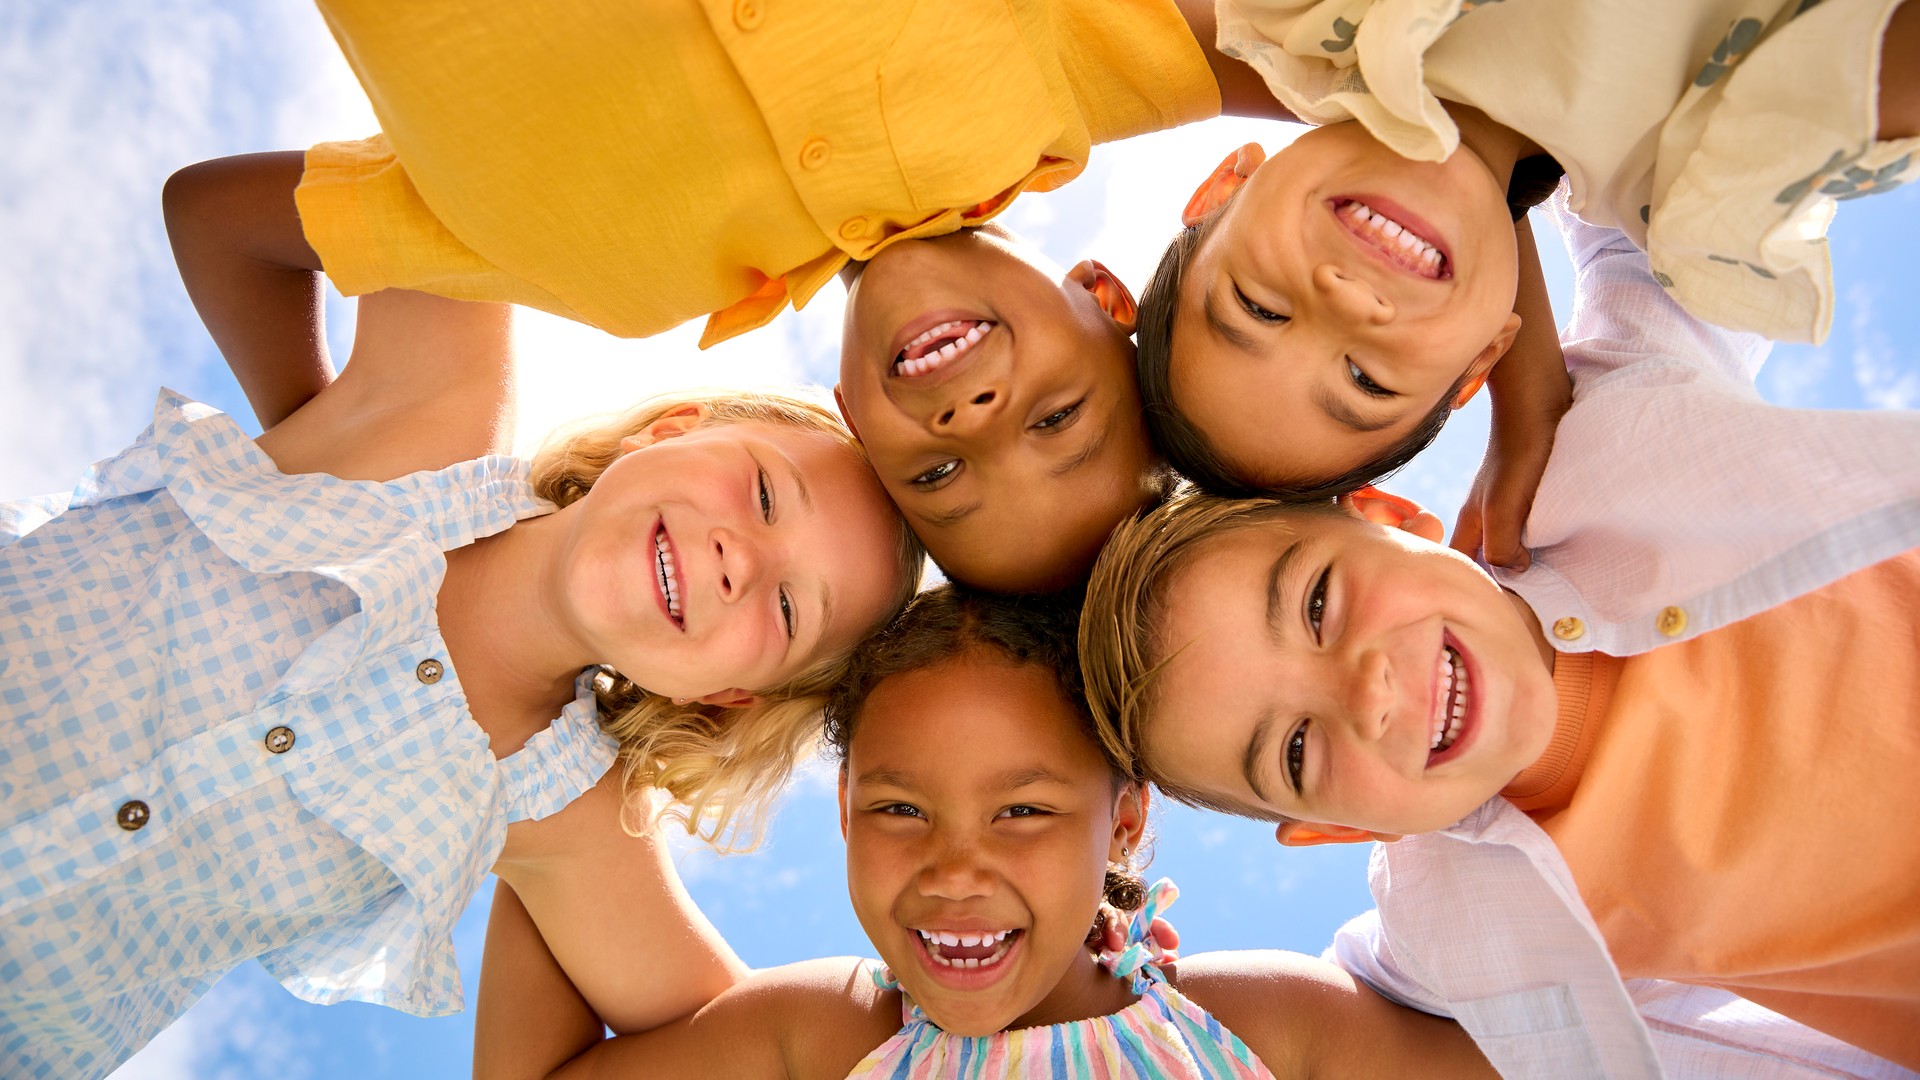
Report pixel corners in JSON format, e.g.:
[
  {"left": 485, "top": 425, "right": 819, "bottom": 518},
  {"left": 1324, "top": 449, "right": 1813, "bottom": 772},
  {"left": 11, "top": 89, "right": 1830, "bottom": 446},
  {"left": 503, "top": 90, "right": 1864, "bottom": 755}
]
[{"left": 822, "top": 584, "right": 1120, "bottom": 777}]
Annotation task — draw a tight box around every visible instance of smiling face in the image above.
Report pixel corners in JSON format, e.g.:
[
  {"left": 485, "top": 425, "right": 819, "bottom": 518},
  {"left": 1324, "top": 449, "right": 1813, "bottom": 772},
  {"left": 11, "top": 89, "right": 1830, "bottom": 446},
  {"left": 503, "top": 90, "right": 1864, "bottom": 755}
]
[
  {"left": 1145, "top": 510, "right": 1557, "bottom": 838},
  {"left": 840, "top": 651, "right": 1143, "bottom": 1036},
  {"left": 560, "top": 416, "right": 907, "bottom": 701},
  {"left": 838, "top": 227, "right": 1163, "bottom": 591},
  {"left": 1170, "top": 123, "right": 1521, "bottom": 488}
]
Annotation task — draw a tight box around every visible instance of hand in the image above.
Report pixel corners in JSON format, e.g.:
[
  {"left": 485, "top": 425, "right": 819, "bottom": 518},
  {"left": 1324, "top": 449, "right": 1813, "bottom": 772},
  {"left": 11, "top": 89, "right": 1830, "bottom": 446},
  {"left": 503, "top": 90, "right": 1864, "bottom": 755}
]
[
  {"left": 1450, "top": 351, "right": 1569, "bottom": 571},
  {"left": 1096, "top": 906, "right": 1180, "bottom": 959}
]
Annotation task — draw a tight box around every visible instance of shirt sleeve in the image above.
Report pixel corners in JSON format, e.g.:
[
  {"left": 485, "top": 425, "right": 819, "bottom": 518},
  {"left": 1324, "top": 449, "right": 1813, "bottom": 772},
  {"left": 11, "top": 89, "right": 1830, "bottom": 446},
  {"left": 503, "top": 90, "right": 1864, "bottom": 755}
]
[{"left": 1325, "top": 908, "right": 1456, "bottom": 1017}]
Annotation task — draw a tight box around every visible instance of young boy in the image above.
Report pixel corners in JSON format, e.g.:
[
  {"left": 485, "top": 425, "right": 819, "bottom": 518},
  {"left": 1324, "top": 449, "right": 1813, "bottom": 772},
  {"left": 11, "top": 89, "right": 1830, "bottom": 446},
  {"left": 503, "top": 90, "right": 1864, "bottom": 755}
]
[
  {"left": 1077, "top": 203, "right": 1920, "bottom": 1071},
  {"left": 161, "top": 0, "right": 1292, "bottom": 592}
]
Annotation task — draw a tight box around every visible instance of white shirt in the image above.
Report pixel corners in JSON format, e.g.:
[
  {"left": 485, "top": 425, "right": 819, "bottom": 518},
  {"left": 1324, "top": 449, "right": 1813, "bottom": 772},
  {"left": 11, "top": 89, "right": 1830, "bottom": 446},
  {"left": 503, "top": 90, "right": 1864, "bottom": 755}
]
[{"left": 1322, "top": 203, "right": 1920, "bottom": 1078}]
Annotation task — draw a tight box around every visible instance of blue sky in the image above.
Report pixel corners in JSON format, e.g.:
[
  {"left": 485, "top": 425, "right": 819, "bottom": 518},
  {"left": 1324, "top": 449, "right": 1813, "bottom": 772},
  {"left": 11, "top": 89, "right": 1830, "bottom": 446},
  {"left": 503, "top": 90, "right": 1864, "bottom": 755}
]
[{"left": 0, "top": 3, "right": 1913, "bottom": 1077}]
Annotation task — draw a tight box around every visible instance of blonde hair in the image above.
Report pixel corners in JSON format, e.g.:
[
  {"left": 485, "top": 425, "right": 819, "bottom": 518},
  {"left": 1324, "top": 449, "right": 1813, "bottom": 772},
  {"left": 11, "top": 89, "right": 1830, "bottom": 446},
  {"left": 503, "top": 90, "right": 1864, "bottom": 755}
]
[
  {"left": 531, "top": 389, "right": 926, "bottom": 849},
  {"left": 1079, "top": 492, "right": 1337, "bottom": 790}
]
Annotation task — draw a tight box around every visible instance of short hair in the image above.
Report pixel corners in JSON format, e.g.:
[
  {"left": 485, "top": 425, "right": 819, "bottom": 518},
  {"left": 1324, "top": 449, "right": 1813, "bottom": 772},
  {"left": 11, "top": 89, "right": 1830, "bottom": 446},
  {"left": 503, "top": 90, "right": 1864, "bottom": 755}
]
[
  {"left": 1078, "top": 491, "right": 1344, "bottom": 797},
  {"left": 1133, "top": 212, "right": 1460, "bottom": 502},
  {"left": 823, "top": 584, "right": 1125, "bottom": 778},
  {"left": 530, "top": 389, "right": 927, "bottom": 850}
]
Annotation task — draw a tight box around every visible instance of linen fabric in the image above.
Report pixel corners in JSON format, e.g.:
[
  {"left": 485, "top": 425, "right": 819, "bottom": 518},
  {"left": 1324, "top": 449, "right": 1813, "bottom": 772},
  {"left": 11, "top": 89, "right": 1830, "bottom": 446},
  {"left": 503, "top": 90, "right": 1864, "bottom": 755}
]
[
  {"left": 1214, "top": 0, "right": 1920, "bottom": 343},
  {"left": 297, "top": 0, "right": 1220, "bottom": 347},
  {"left": 0, "top": 392, "right": 618, "bottom": 1079}
]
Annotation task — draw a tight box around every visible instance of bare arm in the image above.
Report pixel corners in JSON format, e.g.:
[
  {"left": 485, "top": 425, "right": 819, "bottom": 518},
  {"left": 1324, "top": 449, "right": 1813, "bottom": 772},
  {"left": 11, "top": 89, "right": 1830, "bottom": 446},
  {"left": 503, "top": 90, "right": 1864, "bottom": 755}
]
[
  {"left": 1881, "top": 0, "right": 1919, "bottom": 141},
  {"left": 1173, "top": 951, "right": 1494, "bottom": 1078},
  {"left": 163, "top": 151, "right": 331, "bottom": 428},
  {"left": 492, "top": 771, "right": 747, "bottom": 1038},
  {"left": 1450, "top": 215, "right": 1571, "bottom": 571},
  {"left": 1172, "top": 0, "right": 1302, "bottom": 121},
  {"left": 475, "top": 882, "right": 612, "bottom": 1080}
]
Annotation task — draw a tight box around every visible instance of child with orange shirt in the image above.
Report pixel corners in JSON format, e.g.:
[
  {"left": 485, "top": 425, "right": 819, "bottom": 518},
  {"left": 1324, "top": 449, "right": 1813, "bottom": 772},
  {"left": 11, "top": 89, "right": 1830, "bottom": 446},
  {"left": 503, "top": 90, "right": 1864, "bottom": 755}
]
[{"left": 1076, "top": 208, "right": 1920, "bottom": 1071}]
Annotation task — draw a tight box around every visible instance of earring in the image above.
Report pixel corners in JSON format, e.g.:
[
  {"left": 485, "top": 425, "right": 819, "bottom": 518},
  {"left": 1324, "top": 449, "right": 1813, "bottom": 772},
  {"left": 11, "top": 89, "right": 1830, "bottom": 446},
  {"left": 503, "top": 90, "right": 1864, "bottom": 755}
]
[{"left": 673, "top": 697, "right": 690, "bottom": 706}]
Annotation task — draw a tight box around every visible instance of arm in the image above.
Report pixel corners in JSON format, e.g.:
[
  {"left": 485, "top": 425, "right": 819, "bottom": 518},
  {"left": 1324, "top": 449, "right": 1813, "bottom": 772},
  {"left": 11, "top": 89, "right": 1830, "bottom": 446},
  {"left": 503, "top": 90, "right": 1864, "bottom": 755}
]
[
  {"left": 1172, "top": 0, "right": 1302, "bottom": 121},
  {"left": 1174, "top": 951, "right": 1494, "bottom": 1078},
  {"left": 492, "top": 770, "right": 747, "bottom": 1038},
  {"left": 1449, "top": 214, "right": 1571, "bottom": 571},
  {"left": 474, "top": 882, "right": 613, "bottom": 1080},
  {"left": 163, "top": 152, "right": 331, "bottom": 428}
]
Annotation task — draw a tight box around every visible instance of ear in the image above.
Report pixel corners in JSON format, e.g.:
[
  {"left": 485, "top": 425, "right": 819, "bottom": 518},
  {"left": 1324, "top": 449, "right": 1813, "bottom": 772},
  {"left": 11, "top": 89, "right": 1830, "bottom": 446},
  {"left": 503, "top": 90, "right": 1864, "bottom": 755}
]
[
  {"left": 1182, "top": 143, "right": 1267, "bottom": 226},
  {"left": 1451, "top": 311, "right": 1523, "bottom": 410},
  {"left": 831, "top": 384, "right": 861, "bottom": 441},
  {"left": 838, "top": 764, "right": 851, "bottom": 841},
  {"left": 1066, "top": 259, "right": 1138, "bottom": 333},
  {"left": 1274, "top": 820, "right": 1401, "bottom": 847},
  {"left": 1341, "top": 485, "right": 1445, "bottom": 544},
  {"left": 619, "top": 402, "right": 711, "bottom": 452},
  {"left": 1108, "top": 782, "right": 1150, "bottom": 862},
  {"left": 695, "top": 687, "right": 762, "bottom": 708}
]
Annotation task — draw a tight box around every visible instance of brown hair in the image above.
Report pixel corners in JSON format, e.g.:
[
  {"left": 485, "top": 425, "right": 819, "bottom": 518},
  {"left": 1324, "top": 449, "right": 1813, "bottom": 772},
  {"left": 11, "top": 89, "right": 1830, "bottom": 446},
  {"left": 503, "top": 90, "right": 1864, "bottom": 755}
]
[
  {"left": 530, "top": 390, "right": 927, "bottom": 849},
  {"left": 1078, "top": 491, "right": 1341, "bottom": 809},
  {"left": 1133, "top": 211, "right": 1459, "bottom": 501}
]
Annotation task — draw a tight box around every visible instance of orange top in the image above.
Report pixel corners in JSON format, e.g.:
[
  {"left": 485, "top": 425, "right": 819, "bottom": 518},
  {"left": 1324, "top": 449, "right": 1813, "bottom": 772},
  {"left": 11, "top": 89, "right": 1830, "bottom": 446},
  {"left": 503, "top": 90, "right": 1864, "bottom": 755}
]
[{"left": 1504, "top": 548, "right": 1920, "bottom": 1069}]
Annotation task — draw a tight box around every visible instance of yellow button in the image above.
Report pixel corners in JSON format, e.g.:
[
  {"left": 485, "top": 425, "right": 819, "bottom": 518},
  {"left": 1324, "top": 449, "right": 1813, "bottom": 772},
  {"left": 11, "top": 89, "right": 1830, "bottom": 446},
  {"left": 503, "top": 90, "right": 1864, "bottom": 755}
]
[
  {"left": 416, "top": 658, "right": 444, "bottom": 685},
  {"left": 733, "top": 0, "right": 764, "bottom": 30},
  {"left": 1655, "top": 606, "right": 1688, "bottom": 637},
  {"left": 798, "top": 138, "right": 831, "bottom": 171},
  {"left": 264, "top": 725, "right": 296, "bottom": 754},
  {"left": 838, "top": 216, "right": 869, "bottom": 242},
  {"left": 1551, "top": 616, "right": 1586, "bottom": 641},
  {"left": 116, "top": 800, "right": 151, "bottom": 831}
]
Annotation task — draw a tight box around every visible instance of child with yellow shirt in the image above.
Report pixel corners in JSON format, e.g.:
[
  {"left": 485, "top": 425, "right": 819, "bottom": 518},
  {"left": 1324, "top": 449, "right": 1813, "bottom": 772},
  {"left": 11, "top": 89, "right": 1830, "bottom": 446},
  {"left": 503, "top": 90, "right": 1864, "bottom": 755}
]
[
  {"left": 1075, "top": 209, "right": 1920, "bottom": 1071},
  {"left": 163, "top": 0, "right": 1300, "bottom": 591}
]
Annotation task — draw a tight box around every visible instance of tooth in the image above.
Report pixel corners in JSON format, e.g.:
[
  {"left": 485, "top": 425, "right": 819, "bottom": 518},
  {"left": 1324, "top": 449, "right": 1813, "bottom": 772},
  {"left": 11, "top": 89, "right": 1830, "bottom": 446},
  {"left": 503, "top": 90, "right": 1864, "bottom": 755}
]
[
  {"left": 963, "top": 958, "right": 980, "bottom": 969},
  {"left": 959, "top": 933, "right": 981, "bottom": 947},
  {"left": 939, "top": 931, "right": 960, "bottom": 947}
]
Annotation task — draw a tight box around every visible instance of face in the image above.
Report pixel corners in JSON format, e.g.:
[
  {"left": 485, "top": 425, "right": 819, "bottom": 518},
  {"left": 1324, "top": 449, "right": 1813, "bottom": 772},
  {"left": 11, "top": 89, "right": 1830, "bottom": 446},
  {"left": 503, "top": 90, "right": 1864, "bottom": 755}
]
[
  {"left": 839, "top": 227, "right": 1162, "bottom": 592},
  {"left": 1171, "top": 123, "right": 1521, "bottom": 487},
  {"left": 559, "top": 416, "right": 906, "bottom": 701},
  {"left": 1147, "top": 511, "right": 1556, "bottom": 838},
  {"left": 840, "top": 652, "right": 1142, "bottom": 1036}
]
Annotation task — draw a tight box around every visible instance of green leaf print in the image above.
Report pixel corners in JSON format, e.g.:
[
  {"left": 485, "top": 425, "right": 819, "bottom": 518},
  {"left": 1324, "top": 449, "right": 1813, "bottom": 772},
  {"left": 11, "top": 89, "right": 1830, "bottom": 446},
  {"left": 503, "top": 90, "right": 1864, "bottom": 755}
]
[
  {"left": 1321, "top": 16, "right": 1358, "bottom": 53},
  {"left": 1776, "top": 149, "right": 1853, "bottom": 204},
  {"left": 1820, "top": 156, "right": 1911, "bottom": 201},
  {"left": 1694, "top": 17, "right": 1763, "bottom": 87},
  {"left": 1793, "top": 0, "right": 1826, "bottom": 16},
  {"left": 1706, "top": 254, "right": 1777, "bottom": 279},
  {"left": 1653, "top": 270, "right": 1675, "bottom": 288}
]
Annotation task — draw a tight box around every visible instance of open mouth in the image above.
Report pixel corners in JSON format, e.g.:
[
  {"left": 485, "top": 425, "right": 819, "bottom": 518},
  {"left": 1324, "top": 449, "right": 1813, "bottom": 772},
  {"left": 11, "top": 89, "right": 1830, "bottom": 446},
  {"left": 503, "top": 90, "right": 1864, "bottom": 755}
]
[
  {"left": 652, "top": 521, "right": 685, "bottom": 630},
  {"left": 1333, "top": 198, "right": 1449, "bottom": 280},
  {"left": 915, "top": 927, "right": 1021, "bottom": 972},
  {"left": 1427, "top": 642, "right": 1470, "bottom": 763},
  {"left": 892, "top": 319, "right": 995, "bottom": 378}
]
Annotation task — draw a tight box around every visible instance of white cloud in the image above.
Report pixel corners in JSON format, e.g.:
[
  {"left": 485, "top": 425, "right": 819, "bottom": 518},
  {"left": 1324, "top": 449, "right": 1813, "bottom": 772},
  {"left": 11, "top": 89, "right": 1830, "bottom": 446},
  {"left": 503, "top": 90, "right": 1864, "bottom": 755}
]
[
  {"left": 1847, "top": 283, "right": 1918, "bottom": 410},
  {"left": 110, "top": 967, "right": 317, "bottom": 1080}
]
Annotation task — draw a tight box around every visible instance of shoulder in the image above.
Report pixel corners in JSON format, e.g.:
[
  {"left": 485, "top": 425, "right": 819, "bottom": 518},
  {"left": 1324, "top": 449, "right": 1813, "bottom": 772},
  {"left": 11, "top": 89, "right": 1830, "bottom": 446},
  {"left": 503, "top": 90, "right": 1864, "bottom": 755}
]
[{"left": 710, "top": 958, "right": 902, "bottom": 1076}]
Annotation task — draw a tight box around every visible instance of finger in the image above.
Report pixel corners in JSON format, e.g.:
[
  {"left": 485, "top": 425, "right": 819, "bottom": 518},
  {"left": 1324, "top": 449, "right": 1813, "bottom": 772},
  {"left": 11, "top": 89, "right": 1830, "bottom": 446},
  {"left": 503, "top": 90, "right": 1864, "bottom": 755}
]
[
  {"left": 1449, "top": 497, "right": 1484, "bottom": 559},
  {"left": 1149, "top": 917, "right": 1180, "bottom": 952}
]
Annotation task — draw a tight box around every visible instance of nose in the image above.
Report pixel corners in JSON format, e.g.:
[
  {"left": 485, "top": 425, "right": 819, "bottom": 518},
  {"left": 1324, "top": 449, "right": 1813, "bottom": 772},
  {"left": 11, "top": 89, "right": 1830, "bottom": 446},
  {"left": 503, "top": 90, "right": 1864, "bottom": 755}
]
[
  {"left": 1333, "top": 647, "right": 1394, "bottom": 742},
  {"left": 917, "top": 835, "right": 993, "bottom": 902},
  {"left": 710, "top": 526, "right": 763, "bottom": 601},
  {"left": 930, "top": 382, "right": 1009, "bottom": 438},
  {"left": 1312, "top": 262, "right": 1395, "bottom": 327}
]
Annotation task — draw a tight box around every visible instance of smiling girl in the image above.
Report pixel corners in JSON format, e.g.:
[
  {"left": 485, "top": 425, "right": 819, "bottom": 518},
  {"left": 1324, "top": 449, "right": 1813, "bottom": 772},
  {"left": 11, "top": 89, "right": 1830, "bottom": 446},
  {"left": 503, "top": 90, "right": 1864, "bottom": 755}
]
[
  {"left": 474, "top": 587, "right": 1492, "bottom": 1079},
  {"left": 0, "top": 288, "right": 922, "bottom": 1079}
]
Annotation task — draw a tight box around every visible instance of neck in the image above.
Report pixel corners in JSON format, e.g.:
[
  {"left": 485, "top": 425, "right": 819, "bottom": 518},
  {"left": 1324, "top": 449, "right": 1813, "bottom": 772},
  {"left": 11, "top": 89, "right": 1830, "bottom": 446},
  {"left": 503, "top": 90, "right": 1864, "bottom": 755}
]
[
  {"left": 1008, "top": 948, "right": 1138, "bottom": 1031},
  {"left": 439, "top": 513, "right": 595, "bottom": 752},
  {"left": 1503, "top": 587, "right": 1558, "bottom": 676},
  {"left": 1444, "top": 102, "right": 1541, "bottom": 188}
]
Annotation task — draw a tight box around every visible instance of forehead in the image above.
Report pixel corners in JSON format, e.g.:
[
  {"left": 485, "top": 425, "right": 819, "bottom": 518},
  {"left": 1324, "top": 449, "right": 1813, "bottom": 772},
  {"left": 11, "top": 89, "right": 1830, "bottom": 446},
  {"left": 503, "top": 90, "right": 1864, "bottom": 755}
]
[{"left": 849, "top": 655, "right": 1105, "bottom": 779}]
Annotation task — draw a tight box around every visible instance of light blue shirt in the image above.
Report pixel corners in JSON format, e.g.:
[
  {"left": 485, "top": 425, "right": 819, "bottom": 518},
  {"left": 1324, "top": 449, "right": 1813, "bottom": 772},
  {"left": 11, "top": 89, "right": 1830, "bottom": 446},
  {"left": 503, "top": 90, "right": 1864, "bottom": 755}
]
[{"left": 0, "top": 391, "right": 619, "bottom": 1080}]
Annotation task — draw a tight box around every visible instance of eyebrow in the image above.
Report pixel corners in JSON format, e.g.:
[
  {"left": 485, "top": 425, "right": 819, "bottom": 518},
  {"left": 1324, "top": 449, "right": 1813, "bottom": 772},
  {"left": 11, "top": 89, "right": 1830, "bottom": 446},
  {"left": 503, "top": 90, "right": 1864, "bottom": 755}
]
[
  {"left": 915, "top": 501, "right": 981, "bottom": 530},
  {"left": 1243, "top": 709, "right": 1278, "bottom": 804},
  {"left": 1312, "top": 385, "right": 1400, "bottom": 434},
  {"left": 993, "top": 765, "right": 1077, "bottom": 790},
  {"left": 816, "top": 579, "right": 834, "bottom": 647},
  {"left": 1264, "top": 538, "right": 1306, "bottom": 647},
  {"left": 1048, "top": 407, "right": 1113, "bottom": 479},
  {"left": 1202, "top": 287, "right": 1262, "bottom": 355},
  {"left": 779, "top": 447, "right": 814, "bottom": 512},
  {"left": 856, "top": 767, "right": 919, "bottom": 789}
]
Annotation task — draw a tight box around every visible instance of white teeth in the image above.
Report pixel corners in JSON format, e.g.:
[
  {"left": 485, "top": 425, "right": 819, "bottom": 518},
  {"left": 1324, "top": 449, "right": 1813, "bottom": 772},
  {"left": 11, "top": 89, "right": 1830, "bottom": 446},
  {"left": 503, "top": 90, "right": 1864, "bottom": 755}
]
[
  {"left": 1430, "top": 646, "right": 1468, "bottom": 754},
  {"left": 892, "top": 321, "right": 995, "bottom": 377},
  {"left": 653, "top": 530, "right": 682, "bottom": 624},
  {"left": 1338, "top": 199, "right": 1444, "bottom": 275}
]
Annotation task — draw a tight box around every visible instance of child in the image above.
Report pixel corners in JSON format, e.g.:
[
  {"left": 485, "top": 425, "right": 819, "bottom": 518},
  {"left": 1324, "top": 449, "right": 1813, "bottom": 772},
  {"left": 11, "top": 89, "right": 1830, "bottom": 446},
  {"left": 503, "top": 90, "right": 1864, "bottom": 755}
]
[
  {"left": 471, "top": 585, "right": 1495, "bottom": 1078},
  {"left": 1133, "top": 0, "right": 1918, "bottom": 504},
  {"left": 0, "top": 288, "right": 922, "bottom": 1079},
  {"left": 160, "top": 0, "right": 1296, "bottom": 591},
  {"left": 1078, "top": 209, "right": 1920, "bottom": 1070}
]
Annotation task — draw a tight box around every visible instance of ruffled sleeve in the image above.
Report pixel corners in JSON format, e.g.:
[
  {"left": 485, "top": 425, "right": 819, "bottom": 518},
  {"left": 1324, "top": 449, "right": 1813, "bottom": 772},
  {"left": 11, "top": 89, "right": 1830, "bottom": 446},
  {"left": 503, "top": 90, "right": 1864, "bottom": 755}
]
[{"left": 498, "top": 671, "right": 621, "bottom": 823}]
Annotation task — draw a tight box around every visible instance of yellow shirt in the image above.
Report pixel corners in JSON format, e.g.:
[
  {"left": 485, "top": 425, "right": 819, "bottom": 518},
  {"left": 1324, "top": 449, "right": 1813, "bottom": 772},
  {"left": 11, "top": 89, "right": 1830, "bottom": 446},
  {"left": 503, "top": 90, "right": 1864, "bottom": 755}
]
[
  {"left": 297, "top": 0, "right": 1219, "bottom": 346},
  {"left": 1504, "top": 549, "right": 1920, "bottom": 1070}
]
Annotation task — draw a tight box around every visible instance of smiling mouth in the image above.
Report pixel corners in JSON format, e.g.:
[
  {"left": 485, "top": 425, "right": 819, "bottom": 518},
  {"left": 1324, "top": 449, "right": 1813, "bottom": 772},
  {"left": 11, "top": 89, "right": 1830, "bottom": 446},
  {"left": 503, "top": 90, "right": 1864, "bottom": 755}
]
[
  {"left": 916, "top": 927, "right": 1020, "bottom": 970},
  {"left": 892, "top": 320, "right": 995, "bottom": 378},
  {"left": 652, "top": 522, "right": 685, "bottom": 630},
  {"left": 1334, "top": 198, "right": 1448, "bottom": 279},
  {"left": 1428, "top": 643, "right": 1469, "bottom": 761}
]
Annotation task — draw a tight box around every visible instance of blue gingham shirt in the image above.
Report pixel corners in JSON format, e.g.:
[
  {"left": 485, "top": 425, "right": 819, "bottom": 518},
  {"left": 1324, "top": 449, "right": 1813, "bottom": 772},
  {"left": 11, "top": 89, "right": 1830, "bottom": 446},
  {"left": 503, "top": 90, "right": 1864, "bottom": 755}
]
[{"left": 0, "top": 391, "right": 619, "bottom": 1079}]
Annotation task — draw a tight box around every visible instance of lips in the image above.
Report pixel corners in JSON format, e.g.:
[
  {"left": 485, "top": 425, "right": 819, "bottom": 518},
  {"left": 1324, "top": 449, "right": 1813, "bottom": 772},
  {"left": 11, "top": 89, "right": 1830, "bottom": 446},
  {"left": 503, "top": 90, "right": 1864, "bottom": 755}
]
[
  {"left": 652, "top": 520, "right": 685, "bottom": 631},
  {"left": 888, "top": 312, "right": 997, "bottom": 380},
  {"left": 1333, "top": 197, "right": 1450, "bottom": 280},
  {"left": 909, "top": 925, "right": 1023, "bottom": 989}
]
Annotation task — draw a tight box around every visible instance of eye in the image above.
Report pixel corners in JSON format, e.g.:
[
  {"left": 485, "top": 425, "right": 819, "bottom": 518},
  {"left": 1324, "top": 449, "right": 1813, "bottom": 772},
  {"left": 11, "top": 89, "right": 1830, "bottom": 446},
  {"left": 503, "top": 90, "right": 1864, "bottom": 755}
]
[
  {"left": 779, "top": 588, "right": 796, "bottom": 640},
  {"left": 1286, "top": 720, "right": 1309, "bottom": 794},
  {"left": 757, "top": 467, "right": 774, "bottom": 522},
  {"left": 1234, "top": 283, "right": 1288, "bottom": 324},
  {"left": 1032, "top": 398, "right": 1085, "bottom": 431},
  {"left": 1306, "top": 567, "right": 1330, "bottom": 642},
  {"left": 877, "top": 802, "right": 925, "bottom": 819},
  {"left": 997, "top": 805, "right": 1049, "bottom": 820},
  {"left": 910, "top": 460, "right": 960, "bottom": 489},
  {"left": 1347, "top": 358, "right": 1393, "bottom": 397}
]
